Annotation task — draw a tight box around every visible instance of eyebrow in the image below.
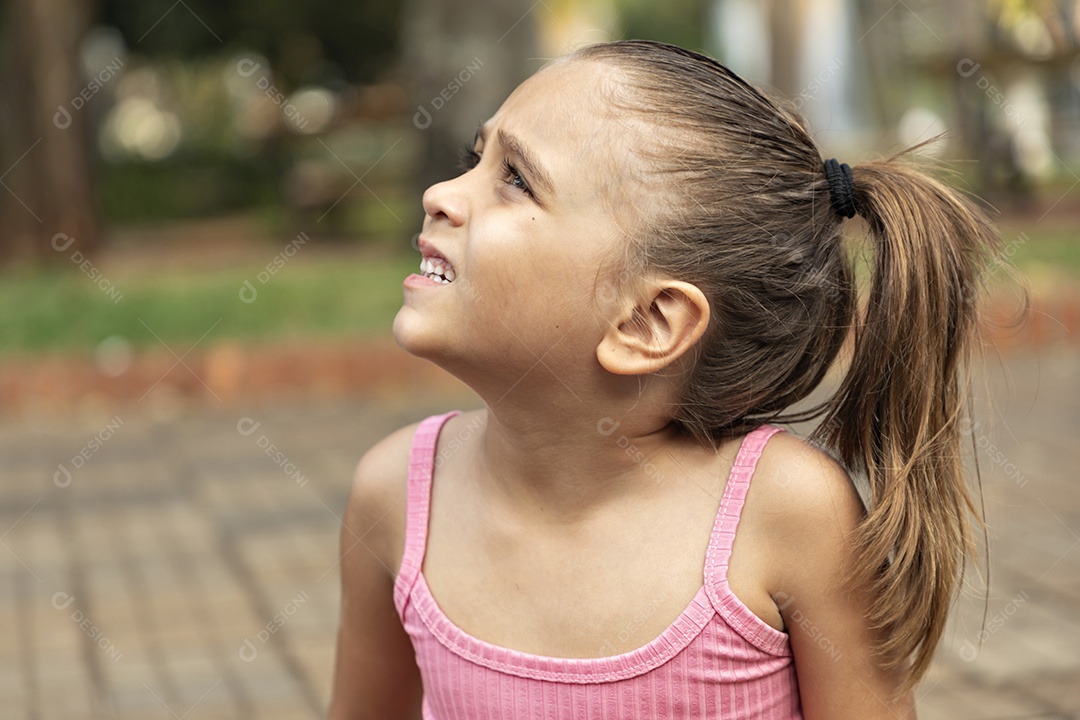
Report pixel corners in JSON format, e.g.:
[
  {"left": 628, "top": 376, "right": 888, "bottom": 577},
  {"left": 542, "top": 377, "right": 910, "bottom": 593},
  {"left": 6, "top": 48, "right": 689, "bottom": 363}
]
[{"left": 475, "top": 122, "right": 555, "bottom": 198}]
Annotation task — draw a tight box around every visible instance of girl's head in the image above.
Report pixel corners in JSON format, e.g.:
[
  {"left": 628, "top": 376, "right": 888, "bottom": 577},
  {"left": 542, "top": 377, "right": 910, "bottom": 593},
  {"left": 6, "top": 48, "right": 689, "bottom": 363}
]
[{"left": 395, "top": 40, "right": 1003, "bottom": 690}]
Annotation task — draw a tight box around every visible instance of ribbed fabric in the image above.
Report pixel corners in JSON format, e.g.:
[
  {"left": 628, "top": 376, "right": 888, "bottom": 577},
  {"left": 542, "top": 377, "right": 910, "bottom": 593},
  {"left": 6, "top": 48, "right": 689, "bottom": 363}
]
[{"left": 393, "top": 410, "right": 802, "bottom": 719}]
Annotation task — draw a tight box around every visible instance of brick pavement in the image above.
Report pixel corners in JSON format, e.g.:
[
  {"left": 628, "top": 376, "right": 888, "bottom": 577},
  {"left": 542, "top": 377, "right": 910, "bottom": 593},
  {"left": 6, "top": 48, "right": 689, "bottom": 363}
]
[{"left": 0, "top": 348, "right": 1077, "bottom": 719}]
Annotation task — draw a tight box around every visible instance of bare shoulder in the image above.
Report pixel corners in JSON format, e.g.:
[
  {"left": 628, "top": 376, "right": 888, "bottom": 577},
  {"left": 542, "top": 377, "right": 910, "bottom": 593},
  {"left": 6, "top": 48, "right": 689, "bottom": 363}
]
[
  {"left": 749, "top": 430, "right": 867, "bottom": 591},
  {"left": 345, "top": 418, "right": 425, "bottom": 577},
  {"left": 753, "top": 430, "right": 865, "bottom": 535}
]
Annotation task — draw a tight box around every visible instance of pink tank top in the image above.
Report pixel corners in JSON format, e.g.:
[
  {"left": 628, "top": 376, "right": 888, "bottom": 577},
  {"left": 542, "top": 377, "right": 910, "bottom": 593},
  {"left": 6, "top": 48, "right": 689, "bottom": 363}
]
[{"left": 393, "top": 410, "right": 802, "bottom": 719}]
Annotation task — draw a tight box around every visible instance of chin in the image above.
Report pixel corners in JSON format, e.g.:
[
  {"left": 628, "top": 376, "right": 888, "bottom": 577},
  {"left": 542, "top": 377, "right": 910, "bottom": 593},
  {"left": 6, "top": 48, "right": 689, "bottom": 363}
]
[
  {"left": 392, "top": 308, "right": 451, "bottom": 362},
  {"left": 392, "top": 309, "right": 429, "bottom": 356},
  {"left": 393, "top": 310, "right": 491, "bottom": 396}
]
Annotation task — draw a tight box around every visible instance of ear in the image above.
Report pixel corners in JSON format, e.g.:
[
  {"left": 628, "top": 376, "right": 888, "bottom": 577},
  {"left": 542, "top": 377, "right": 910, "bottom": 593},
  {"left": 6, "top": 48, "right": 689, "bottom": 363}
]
[{"left": 596, "top": 279, "right": 711, "bottom": 376}]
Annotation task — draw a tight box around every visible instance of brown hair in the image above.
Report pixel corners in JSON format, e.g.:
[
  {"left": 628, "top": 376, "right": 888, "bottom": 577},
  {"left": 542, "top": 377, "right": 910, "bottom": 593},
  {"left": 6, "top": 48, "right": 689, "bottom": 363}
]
[{"left": 573, "top": 40, "right": 1002, "bottom": 689}]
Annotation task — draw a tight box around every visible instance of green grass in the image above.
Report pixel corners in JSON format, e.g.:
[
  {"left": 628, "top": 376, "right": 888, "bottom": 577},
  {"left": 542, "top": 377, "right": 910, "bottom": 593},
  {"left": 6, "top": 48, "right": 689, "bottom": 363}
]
[
  {"left": 1003, "top": 228, "right": 1080, "bottom": 270},
  {"left": 0, "top": 251, "right": 419, "bottom": 357},
  {"left": 0, "top": 224, "right": 1075, "bottom": 358}
]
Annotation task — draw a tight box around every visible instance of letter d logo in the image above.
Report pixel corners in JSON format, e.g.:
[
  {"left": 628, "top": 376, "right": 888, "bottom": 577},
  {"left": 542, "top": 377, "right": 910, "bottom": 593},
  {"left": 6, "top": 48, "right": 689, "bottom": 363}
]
[
  {"left": 54, "top": 105, "right": 72, "bottom": 129},
  {"left": 54, "top": 464, "right": 72, "bottom": 488},
  {"left": 413, "top": 105, "right": 432, "bottom": 130},
  {"left": 956, "top": 58, "right": 981, "bottom": 78},
  {"left": 51, "top": 233, "right": 75, "bottom": 252},
  {"left": 52, "top": 592, "right": 75, "bottom": 610},
  {"left": 237, "top": 417, "right": 261, "bottom": 436},
  {"left": 239, "top": 280, "right": 258, "bottom": 304},
  {"left": 239, "top": 639, "right": 258, "bottom": 662},
  {"left": 236, "top": 58, "right": 261, "bottom": 78},
  {"left": 596, "top": 417, "right": 620, "bottom": 436}
]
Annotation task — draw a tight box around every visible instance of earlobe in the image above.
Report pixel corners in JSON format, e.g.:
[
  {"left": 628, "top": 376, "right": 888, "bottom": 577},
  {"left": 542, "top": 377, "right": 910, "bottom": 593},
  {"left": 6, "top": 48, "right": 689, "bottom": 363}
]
[{"left": 596, "top": 280, "right": 710, "bottom": 376}]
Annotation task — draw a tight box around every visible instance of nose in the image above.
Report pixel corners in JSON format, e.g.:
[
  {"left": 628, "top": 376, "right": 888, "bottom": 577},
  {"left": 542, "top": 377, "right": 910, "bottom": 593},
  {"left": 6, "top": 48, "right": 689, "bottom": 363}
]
[{"left": 421, "top": 175, "right": 467, "bottom": 228}]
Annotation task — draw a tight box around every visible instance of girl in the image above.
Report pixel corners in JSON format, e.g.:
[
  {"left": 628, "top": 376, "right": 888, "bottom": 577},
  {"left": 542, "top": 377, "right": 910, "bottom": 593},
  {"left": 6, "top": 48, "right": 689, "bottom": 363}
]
[{"left": 329, "top": 40, "right": 1000, "bottom": 719}]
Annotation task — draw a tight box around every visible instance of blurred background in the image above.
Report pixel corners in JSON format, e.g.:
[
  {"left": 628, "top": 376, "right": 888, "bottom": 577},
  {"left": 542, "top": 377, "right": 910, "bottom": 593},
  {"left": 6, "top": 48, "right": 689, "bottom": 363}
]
[
  {"left": 0, "top": 0, "right": 1077, "bottom": 718},
  {"left": 0, "top": 0, "right": 1077, "bottom": 381}
]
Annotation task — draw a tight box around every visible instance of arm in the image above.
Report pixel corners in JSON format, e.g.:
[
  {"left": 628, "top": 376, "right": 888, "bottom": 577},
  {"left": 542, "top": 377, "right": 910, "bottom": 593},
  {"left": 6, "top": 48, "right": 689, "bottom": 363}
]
[
  {"left": 761, "top": 434, "right": 916, "bottom": 719},
  {"left": 327, "top": 424, "right": 424, "bottom": 720}
]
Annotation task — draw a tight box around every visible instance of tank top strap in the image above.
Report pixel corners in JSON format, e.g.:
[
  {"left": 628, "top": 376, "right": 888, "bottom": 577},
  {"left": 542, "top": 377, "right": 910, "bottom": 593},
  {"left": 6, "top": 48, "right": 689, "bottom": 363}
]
[
  {"left": 703, "top": 423, "right": 790, "bottom": 654},
  {"left": 393, "top": 410, "right": 462, "bottom": 618}
]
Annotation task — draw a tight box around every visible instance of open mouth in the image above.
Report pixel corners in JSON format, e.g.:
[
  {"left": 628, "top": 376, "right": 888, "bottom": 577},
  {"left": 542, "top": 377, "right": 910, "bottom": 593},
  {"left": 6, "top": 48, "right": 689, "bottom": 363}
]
[{"left": 419, "top": 255, "right": 456, "bottom": 284}]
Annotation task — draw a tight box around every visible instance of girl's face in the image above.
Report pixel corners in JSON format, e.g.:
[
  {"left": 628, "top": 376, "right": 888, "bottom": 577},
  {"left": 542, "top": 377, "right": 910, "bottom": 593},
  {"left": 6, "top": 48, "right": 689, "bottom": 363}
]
[{"left": 393, "top": 60, "right": 644, "bottom": 397}]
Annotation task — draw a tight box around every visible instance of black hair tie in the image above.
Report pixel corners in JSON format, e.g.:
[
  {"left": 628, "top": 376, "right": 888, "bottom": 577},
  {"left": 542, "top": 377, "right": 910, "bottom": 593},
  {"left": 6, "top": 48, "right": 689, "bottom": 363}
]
[{"left": 824, "top": 158, "right": 858, "bottom": 219}]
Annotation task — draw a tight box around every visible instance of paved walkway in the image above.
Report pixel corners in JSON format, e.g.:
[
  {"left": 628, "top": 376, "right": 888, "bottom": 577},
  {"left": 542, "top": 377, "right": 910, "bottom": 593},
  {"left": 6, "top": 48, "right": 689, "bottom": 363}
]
[{"left": 0, "top": 348, "right": 1077, "bottom": 719}]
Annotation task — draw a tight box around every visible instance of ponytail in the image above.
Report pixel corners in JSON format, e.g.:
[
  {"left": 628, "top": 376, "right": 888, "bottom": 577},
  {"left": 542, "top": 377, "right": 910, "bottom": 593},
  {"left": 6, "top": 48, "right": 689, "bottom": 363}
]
[
  {"left": 568, "top": 39, "right": 1005, "bottom": 690},
  {"left": 815, "top": 153, "right": 1001, "bottom": 688}
]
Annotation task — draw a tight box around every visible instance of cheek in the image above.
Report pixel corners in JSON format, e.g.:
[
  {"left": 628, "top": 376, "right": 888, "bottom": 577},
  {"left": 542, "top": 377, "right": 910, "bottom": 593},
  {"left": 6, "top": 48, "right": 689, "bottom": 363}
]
[
  {"left": 465, "top": 216, "right": 546, "bottom": 304},
  {"left": 478, "top": 249, "right": 577, "bottom": 317},
  {"left": 467, "top": 214, "right": 603, "bottom": 331},
  {"left": 503, "top": 263, "right": 603, "bottom": 357}
]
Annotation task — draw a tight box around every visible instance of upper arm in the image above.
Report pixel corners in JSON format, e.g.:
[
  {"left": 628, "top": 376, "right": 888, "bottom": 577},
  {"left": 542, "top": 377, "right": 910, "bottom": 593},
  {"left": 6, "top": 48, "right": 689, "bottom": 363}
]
[
  {"left": 327, "top": 422, "right": 424, "bottom": 720},
  {"left": 759, "top": 434, "right": 916, "bottom": 719}
]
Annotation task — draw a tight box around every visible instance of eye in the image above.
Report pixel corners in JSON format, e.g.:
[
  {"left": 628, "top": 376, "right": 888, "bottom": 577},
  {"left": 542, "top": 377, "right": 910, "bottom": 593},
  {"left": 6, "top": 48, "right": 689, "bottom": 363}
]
[
  {"left": 458, "top": 142, "right": 480, "bottom": 171},
  {"left": 457, "top": 139, "right": 535, "bottom": 200},
  {"left": 501, "top": 159, "right": 534, "bottom": 198}
]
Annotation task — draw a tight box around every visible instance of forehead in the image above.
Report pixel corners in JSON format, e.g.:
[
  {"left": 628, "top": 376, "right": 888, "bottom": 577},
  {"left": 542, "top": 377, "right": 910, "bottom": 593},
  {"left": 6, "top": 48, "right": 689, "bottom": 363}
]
[
  {"left": 491, "top": 60, "right": 607, "bottom": 140},
  {"left": 485, "top": 60, "right": 642, "bottom": 204}
]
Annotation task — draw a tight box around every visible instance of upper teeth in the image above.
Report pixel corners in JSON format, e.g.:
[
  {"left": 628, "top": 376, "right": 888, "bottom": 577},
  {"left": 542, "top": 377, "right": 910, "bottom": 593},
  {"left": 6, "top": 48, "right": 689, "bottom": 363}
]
[{"left": 420, "top": 256, "right": 456, "bottom": 283}]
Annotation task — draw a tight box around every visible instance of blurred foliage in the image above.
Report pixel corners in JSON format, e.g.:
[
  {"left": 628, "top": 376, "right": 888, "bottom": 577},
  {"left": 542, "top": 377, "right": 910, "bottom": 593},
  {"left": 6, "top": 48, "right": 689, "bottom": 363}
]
[
  {"left": 100, "top": 0, "right": 403, "bottom": 85},
  {"left": 82, "top": 54, "right": 418, "bottom": 235},
  {"left": 100, "top": 153, "right": 282, "bottom": 222},
  {"left": 70, "top": 0, "right": 412, "bottom": 236},
  {"left": 616, "top": 0, "right": 707, "bottom": 52}
]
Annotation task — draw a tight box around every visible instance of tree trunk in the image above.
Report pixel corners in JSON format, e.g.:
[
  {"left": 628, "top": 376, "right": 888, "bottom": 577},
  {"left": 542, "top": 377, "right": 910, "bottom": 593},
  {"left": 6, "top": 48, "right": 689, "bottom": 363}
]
[
  {"left": 767, "top": 0, "right": 807, "bottom": 97},
  {"left": 0, "top": 0, "right": 98, "bottom": 264}
]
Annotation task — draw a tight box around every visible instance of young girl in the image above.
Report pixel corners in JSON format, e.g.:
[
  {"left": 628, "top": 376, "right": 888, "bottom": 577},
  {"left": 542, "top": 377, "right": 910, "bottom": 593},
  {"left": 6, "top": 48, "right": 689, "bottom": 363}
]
[{"left": 328, "top": 40, "right": 1000, "bottom": 719}]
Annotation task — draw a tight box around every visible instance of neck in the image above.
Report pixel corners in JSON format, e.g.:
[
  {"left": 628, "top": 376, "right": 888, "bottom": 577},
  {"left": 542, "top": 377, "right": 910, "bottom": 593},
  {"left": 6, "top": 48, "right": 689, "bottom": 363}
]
[{"left": 464, "top": 390, "right": 697, "bottom": 524}]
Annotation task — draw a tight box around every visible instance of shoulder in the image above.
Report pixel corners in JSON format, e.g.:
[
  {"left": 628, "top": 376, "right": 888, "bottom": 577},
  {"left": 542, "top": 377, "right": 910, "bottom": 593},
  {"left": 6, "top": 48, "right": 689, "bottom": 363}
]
[
  {"left": 754, "top": 428, "right": 865, "bottom": 528},
  {"left": 352, "top": 418, "right": 424, "bottom": 497},
  {"left": 344, "top": 417, "right": 426, "bottom": 575},
  {"left": 345, "top": 410, "right": 481, "bottom": 575},
  {"left": 750, "top": 429, "right": 866, "bottom": 586}
]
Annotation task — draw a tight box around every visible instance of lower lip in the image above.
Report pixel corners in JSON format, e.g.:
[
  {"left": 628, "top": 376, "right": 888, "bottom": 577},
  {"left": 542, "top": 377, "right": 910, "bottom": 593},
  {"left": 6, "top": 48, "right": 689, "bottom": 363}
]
[{"left": 404, "top": 273, "right": 451, "bottom": 288}]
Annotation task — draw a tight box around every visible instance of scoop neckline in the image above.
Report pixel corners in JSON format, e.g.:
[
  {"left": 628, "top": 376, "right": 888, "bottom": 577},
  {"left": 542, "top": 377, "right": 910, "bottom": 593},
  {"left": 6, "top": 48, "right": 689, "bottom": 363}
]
[{"left": 412, "top": 567, "right": 717, "bottom": 682}]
